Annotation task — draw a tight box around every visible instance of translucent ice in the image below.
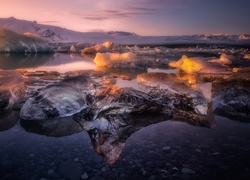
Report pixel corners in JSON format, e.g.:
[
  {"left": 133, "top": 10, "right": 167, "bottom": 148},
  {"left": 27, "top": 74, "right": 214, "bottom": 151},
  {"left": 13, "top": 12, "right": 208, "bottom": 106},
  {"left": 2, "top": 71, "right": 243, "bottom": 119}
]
[{"left": 93, "top": 52, "right": 137, "bottom": 67}]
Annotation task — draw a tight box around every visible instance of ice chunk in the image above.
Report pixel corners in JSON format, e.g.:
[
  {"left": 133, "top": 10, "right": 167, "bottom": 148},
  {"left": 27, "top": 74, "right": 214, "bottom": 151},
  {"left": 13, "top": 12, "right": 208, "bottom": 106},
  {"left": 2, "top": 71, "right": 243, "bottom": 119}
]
[
  {"left": 244, "top": 54, "right": 250, "bottom": 60},
  {"left": 93, "top": 52, "right": 137, "bottom": 67},
  {"left": 169, "top": 55, "right": 207, "bottom": 74},
  {"left": 69, "top": 45, "right": 76, "bottom": 52},
  {"left": 170, "top": 55, "right": 229, "bottom": 74},
  {"left": 81, "top": 41, "right": 114, "bottom": 54},
  {"left": 219, "top": 53, "right": 234, "bottom": 64},
  {"left": 208, "top": 53, "right": 234, "bottom": 65},
  {"left": 20, "top": 75, "right": 96, "bottom": 120},
  {"left": 137, "top": 72, "right": 214, "bottom": 127}
]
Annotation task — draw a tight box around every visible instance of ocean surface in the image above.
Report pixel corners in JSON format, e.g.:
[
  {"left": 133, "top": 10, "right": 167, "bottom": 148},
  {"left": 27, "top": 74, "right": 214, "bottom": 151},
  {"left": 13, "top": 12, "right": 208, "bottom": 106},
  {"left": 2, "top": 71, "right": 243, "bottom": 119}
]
[{"left": 0, "top": 50, "right": 250, "bottom": 180}]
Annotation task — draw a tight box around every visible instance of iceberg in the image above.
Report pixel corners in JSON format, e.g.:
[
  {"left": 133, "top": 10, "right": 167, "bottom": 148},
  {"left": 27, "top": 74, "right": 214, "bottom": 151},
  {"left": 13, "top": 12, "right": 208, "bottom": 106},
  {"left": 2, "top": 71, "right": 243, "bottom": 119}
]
[{"left": 0, "top": 28, "right": 53, "bottom": 53}]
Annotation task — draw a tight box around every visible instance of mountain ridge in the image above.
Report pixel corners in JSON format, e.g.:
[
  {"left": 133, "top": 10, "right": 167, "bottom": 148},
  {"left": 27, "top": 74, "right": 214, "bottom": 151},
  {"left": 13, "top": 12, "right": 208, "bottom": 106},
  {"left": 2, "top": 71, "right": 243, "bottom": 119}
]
[{"left": 0, "top": 17, "right": 250, "bottom": 45}]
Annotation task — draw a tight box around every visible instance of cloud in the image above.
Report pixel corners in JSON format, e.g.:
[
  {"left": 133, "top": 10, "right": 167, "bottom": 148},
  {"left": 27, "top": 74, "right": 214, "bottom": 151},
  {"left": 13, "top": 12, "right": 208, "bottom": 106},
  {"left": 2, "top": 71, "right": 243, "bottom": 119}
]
[
  {"left": 71, "top": 0, "right": 197, "bottom": 22},
  {"left": 79, "top": 10, "right": 128, "bottom": 21},
  {"left": 78, "top": 5, "right": 160, "bottom": 21}
]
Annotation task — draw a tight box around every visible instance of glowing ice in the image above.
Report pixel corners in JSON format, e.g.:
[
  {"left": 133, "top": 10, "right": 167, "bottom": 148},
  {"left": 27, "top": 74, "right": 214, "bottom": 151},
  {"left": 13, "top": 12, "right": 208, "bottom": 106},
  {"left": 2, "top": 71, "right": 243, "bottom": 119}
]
[{"left": 93, "top": 52, "right": 137, "bottom": 67}]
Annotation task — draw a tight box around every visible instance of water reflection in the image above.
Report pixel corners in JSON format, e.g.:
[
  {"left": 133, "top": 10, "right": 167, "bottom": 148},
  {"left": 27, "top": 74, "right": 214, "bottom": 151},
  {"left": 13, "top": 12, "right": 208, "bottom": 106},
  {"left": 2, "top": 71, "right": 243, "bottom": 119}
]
[
  {"left": 1, "top": 50, "right": 249, "bottom": 166},
  {"left": 0, "top": 53, "right": 96, "bottom": 73},
  {"left": 19, "top": 110, "right": 214, "bottom": 164},
  {"left": 0, "top": 53, "right": 54, "bottom": 69},
  {"left": 0, "top": 111, "right": 20, "bottom": 131},
  {"left": 81, "top": 114, "right": 169, "bottom": 164},
  {"left": 19, "top": 113, "right": 170, "bottom": 163},
  {"left": 96, "top": 66, "right": 147, "bottom": 80},
  {"left": 20, "top": 116, "right": 83, "bottom": 137}
]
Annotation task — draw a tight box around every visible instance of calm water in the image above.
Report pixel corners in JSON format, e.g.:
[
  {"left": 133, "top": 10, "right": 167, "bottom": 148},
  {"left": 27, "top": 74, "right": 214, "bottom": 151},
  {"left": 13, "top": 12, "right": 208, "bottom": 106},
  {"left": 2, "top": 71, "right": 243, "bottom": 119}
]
[{"left": 1, "top": 53, "right": 250, "bottom": 180}]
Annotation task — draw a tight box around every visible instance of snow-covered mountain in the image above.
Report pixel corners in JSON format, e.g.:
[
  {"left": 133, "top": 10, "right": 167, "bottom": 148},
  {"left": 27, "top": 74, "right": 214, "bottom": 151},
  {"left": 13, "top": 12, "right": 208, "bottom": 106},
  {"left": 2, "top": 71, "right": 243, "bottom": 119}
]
[
  {"left": 0, "top": 17, "right": 140, "bottom": 44},
  {"left": 0, "top": 17, "right": 250, "bottom": 45}
]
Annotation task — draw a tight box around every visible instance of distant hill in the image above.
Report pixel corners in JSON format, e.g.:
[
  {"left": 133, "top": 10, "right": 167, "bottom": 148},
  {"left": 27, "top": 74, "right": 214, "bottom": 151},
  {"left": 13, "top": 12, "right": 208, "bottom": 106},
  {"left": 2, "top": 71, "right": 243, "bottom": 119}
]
[
  {"left": 0, "top": 17, "right": 249, "bottom": 45},
  {"left": 0, "top": 17, "right": 139, "bottom": 44}
]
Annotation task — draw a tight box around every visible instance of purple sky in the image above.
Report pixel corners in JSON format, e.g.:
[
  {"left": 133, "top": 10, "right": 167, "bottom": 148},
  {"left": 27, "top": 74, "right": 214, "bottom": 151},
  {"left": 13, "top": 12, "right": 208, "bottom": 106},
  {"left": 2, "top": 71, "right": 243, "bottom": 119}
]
[{"left": 1, "top": 0, "right": 249, "bottom": 35}]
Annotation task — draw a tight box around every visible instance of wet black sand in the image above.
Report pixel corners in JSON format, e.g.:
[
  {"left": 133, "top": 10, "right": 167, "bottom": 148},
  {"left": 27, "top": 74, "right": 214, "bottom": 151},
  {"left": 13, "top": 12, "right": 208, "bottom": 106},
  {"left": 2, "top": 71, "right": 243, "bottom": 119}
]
[{"left": 1, "top": 115, "right": 250, "bottom": 180}]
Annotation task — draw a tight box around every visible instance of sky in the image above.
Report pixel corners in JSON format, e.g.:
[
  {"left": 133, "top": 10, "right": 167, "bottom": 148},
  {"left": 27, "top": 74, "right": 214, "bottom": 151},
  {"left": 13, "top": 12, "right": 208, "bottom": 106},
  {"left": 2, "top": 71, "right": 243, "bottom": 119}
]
[{"left": 0, "top": 0, "right": 250, "bottom": 36}]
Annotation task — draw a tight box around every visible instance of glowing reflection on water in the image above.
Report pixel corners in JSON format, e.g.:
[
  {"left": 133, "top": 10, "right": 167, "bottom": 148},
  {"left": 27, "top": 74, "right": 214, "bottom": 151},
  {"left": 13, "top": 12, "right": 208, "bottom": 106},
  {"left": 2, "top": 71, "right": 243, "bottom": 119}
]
[{"left": 0, "top": 53, "right": 96, "bottom": 73}]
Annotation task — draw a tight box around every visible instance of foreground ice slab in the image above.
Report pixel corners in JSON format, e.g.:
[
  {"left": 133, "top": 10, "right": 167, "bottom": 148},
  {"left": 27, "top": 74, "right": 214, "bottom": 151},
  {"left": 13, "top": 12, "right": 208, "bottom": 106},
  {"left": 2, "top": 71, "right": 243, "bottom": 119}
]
[
  {"left": 20, "top": 75, "right": 96, "bottom": 120},
  {"left": 0, "top": 70, "right": 26, "bottom": 112},
  {"left": 93, "top": 85, "right": 172, "bottom": 115},
  {"left": 0, "top": 28, "right": 53, "bottom": 53},
  {"left": 137, "top": 72, "right": 214, "bottom": 127}
]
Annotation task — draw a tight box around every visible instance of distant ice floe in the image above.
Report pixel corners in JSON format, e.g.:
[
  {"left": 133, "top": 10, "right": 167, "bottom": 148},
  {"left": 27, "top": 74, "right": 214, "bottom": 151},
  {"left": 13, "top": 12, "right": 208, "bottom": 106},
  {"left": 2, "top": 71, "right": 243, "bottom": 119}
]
[
  {"left": 244, "top": 54, "right": 250, "bottom": 60},
  {"left": 208, "top": 53, "right": 235, "bottom": 65},
  {"left": 81, "top": 41, "right": 114, "bottom": 54}
]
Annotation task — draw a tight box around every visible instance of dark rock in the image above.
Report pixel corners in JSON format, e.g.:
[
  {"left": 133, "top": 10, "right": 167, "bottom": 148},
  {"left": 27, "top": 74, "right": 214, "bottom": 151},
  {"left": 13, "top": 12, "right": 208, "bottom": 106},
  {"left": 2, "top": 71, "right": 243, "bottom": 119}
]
[
  {"left": 181, "top": 168, "right": 196, "bottom": 174},
  {"left": 181, "top": 173, "right": 192, "bottom": 180},
  {"left": 214, "top": 85, "right": 250, "bottom": 122},
  {"left": 59, "top": 161, "right": 83, "bottom": 180}
]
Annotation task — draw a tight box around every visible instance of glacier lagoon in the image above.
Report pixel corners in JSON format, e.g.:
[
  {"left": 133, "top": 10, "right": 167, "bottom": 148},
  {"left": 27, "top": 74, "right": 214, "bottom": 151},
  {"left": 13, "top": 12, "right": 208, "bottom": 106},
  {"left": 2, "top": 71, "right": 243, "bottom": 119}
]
[{"left": 0, "top": 44, "right": 250, "bottom": 179}]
